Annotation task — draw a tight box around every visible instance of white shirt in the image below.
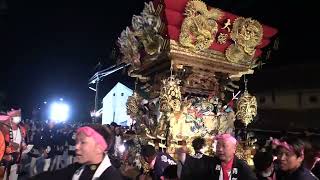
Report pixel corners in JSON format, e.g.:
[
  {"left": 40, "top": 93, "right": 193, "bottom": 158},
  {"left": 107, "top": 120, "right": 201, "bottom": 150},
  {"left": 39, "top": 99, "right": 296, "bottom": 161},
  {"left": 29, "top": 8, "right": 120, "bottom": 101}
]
[{"left": 12, "top": 128, "right": 22, "bottom": 145}]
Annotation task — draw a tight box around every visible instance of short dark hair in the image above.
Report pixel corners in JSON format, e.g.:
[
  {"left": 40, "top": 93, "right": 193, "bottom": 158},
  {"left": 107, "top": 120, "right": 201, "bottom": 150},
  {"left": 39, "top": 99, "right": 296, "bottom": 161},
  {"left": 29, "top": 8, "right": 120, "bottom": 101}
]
[
  {"left": 253, "top": 151, "right": 273, "bottom": 171},
  {"left": 141, "top": 145, "right": 156, "bottom": 158},
  {"left": 280, "top": 137, "right": 305, "bottom": 157},
  {"left": 192, "top": 137, "right": 206, "bottom": 151}
]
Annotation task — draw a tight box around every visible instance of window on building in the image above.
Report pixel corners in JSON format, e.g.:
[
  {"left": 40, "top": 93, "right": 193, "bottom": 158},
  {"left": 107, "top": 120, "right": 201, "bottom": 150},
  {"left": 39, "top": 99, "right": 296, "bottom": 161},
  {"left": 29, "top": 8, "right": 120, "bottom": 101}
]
[
  {"left": 113, "top": 93, "right": 115, "bottom": 96},
  {"left": 121, "top": 93, "right": 124, "bottom": 96}
]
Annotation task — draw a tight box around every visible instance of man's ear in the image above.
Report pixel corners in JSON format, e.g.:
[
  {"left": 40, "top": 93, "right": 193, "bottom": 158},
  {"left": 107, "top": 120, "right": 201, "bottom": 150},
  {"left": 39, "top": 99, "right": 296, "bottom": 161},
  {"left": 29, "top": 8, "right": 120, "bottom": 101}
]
[{"left": 297, "top": 153, "right": 304, "bottom": 164}]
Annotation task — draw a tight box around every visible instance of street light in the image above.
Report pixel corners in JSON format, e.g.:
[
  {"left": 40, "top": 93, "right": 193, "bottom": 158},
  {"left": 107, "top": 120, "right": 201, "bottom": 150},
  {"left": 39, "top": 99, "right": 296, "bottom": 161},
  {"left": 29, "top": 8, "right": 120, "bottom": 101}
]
[{"left": 49, "top": 102, "right": 70, "bottom": 123}]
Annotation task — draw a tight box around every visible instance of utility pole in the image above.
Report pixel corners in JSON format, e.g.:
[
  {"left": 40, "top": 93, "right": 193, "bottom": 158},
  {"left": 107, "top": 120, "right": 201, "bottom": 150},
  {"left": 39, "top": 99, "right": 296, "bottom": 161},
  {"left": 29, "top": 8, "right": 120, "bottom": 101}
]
[
  {"left": 93, "top": 75, "right": 99, "bottom": 123},
  {"left": 93, "top": 62, "right": 102, "bottom": 123}
]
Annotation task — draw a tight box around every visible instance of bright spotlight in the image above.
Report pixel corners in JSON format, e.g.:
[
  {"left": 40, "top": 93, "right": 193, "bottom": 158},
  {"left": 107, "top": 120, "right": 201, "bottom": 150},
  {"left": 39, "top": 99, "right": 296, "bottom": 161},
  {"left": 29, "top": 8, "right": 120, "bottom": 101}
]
[
  {"left": 49, "top": 102, "right": 70, "bottom": 123},
  {"left": 60, "top": 98, "right": 64, "bottom": 101}
]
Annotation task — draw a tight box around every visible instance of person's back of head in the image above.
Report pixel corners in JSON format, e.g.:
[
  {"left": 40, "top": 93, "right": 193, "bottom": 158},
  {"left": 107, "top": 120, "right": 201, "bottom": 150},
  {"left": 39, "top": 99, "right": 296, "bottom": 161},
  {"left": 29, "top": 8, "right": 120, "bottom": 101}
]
[
  {"left": 141, "top": 144, "right": 156, "bottom": 163},
  {"left": 192, "top": 137, "right": 206, "bottom": 152},
  {"left": 141, "top": 144, "right": 156, "bottom": 157},
  {"left": 253, "top": 151, "right": 274, "bottom": 172}
]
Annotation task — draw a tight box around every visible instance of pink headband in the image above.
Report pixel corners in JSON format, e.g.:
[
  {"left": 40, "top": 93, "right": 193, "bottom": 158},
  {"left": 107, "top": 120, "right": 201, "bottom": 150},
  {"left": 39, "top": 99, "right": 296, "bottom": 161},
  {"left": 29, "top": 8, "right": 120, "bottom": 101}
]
[
  {"left": 272, "top": 139, "right": 294, "bottom": 152},
  {"left": 272, "top": 139, "right": 304, "bottom": 155},
  {"left": 215, "top": 134, "right": 237, "bottom": 145},
  {"left": 0, "top": 115, "right": 10, "bottom": 121},
  {"left": 7, "top": 109, "right": 21, "bottom": 117},
  {"left": 77, "top": 126, "right": 108, "bottom": 151}
]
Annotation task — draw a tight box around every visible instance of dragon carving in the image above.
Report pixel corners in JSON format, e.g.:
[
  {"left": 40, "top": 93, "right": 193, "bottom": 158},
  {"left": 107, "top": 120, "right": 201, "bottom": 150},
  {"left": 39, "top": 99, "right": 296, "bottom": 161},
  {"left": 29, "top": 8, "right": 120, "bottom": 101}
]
[{"left": 179, "top": 0, "right": 222, "bottom": 51}]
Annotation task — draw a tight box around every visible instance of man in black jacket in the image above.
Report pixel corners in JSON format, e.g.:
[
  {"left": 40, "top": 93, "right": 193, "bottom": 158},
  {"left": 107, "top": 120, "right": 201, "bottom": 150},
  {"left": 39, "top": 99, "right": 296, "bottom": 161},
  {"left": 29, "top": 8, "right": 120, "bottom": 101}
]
[
  {"left": 179, "top": 134, "right": 256, "bottom": 180},
  {"left": 29, "top": 124, "right": 123, "bottom": 180},
  {"left": 210, "top": 133, "right": 257, "bottom": 180},
  {"left": 180, "top": 137, "right": 214, "bottom": 180}
]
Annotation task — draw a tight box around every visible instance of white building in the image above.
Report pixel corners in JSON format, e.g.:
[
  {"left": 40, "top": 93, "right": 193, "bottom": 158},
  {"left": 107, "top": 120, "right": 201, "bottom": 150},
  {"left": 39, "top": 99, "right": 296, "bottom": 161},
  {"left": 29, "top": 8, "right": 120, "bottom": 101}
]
[{"left": 102, "top": 82, "right": 133, "bottom": 126}]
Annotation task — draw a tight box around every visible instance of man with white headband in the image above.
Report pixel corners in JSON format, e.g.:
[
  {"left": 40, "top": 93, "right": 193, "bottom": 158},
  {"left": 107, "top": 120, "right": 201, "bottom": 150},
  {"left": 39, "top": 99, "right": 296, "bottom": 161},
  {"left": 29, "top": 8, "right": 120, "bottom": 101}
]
[
  {"left": 0, "top": 109, "right": 27, "bottom": 180},
  {"left": 30, "top": 124, "right": 123, "bottom": 180},
  {"left": 211, "top": 133, "right": 257, "bottom": 180}
]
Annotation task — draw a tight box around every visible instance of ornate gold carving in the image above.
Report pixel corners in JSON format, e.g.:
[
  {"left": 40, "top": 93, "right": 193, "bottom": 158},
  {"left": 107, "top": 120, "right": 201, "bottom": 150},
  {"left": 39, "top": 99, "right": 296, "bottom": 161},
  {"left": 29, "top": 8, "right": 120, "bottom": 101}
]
[
  {"left": 126, "top": 92, "right": 142, "bottom": 118},
  {"left": 217, "top": 33, "right": 228, "bottom": 44},
  {"left": 170, "top": 42, "right": 254, "bottom": 85},
  {"left": 231, "top": 17, "right": 263, "bottom": 55},
  {"left": 179, "top": 0, "right": 222, "bottom": 51},
  {"left": 118, "top": 27, "right": 141, "bottom": 67},
  {"left": 157, "top": 76, "right": 182, "bottom": 138},
  {"left": 159, "top": 76, "right": 182, "bottom": 113},
  {"left": 132, "top": 2, "right": 164, "bottom": 56},
  {"left": 236, "top": 90, "right": 257, "bottom": 126},
  {"left": 128, "top": 68, "right": 150, "bottom": 81},
  {"left": 226, "top": 17, "right": 263, "bottom": 64},
  {"left": 225, "top": 44, "right": 254, "bottom": 65},
  {"left": 118, "top": 2, "right": 164, "bottom": 69},
  {"left": 184, "top": 73, "right": 219, "bottom": 94},
  {"left": 184, "top": 0, "right": 222, "bottom": 20},
  {"left": 236, "top": 143, "right": 254, "bottom": 165}
]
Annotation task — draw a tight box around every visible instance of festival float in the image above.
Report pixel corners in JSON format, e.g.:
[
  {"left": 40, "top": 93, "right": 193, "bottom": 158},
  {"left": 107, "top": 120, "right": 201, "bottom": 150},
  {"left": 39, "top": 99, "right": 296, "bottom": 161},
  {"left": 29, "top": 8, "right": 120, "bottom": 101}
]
[{"left": 116, "top": 0, "right": 278, "bottom": 172}]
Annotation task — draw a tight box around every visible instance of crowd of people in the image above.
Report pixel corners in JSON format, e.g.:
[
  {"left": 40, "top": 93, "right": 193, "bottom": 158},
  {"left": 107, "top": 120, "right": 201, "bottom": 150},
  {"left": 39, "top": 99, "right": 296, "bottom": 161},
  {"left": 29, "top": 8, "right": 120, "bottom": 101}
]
[{"left": 0, "top": 108, "right": 319, "bottom": 180}]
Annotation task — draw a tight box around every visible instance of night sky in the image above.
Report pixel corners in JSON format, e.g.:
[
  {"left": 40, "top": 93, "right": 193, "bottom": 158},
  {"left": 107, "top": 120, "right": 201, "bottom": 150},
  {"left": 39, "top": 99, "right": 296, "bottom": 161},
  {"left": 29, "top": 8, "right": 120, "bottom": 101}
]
[{"left": 0, "top": 0, "right": 318, "bottom": 121}]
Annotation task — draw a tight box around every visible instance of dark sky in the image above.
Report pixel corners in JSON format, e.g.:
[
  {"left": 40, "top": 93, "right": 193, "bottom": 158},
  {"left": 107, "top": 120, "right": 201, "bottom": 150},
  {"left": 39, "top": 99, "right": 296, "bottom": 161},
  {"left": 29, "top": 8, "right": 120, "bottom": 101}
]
[{"left": 0, "top": 0, "right": 318, "bottom": 120}]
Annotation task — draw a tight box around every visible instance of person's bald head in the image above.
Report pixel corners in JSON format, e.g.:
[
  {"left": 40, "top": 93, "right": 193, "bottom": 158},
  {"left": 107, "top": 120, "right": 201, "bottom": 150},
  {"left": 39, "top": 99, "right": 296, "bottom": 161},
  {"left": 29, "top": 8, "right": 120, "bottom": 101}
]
[{"left": 215, "top": 134, "right": 237, "bottom": 163}]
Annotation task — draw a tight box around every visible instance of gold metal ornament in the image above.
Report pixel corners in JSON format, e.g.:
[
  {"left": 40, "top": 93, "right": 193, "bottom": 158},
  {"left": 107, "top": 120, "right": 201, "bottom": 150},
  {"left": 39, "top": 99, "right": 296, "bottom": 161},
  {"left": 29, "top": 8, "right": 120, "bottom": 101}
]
[
  {"left": 179, "top": 0, "right": 222, "bottom": 51},
  {"left": 236, "top": 80, "right": 257, "bottom": 126},
  {"left": 159, "top": 76, "right": 182, "bottom": 113},
  {"left": 217, "top": 33, "right": 228, "bottom": 44}
]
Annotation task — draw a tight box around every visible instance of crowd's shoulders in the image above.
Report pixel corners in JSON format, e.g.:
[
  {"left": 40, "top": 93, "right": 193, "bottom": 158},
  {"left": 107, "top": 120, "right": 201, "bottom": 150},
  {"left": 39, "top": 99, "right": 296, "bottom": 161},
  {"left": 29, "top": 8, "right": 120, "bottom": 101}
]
[{"left": 28, "top": 163, "right": 81, "bottom": 180}]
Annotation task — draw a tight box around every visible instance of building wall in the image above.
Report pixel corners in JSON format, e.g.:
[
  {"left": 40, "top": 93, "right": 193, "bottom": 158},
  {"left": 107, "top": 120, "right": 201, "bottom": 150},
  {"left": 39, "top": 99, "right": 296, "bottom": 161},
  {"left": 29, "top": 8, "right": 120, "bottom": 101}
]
[
  {"left": 102, "top": 83, "right": 133, "bottom": 126},
  {"left": 255, "top": 89, "right": 320, "bottom": 110}
]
